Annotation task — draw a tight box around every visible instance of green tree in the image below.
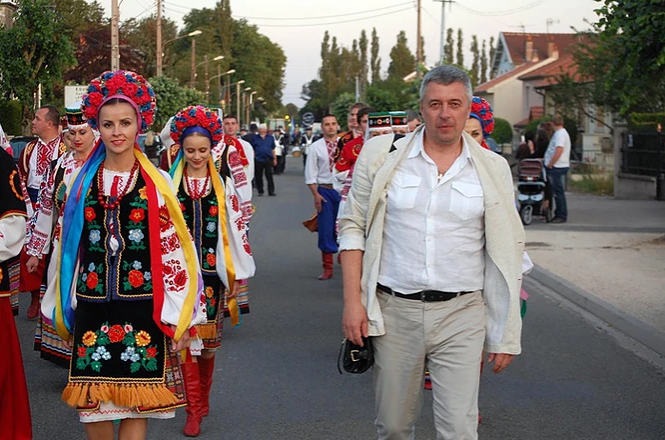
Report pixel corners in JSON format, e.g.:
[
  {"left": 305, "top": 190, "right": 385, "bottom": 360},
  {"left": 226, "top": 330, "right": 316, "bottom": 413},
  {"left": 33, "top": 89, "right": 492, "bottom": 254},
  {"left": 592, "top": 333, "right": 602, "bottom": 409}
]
[
  {"left": 0, "top": 0, "right": 75, "bottom": 130},
  {"left": 359, "top": 30, "right": 369, "bottom": 95},
  {"left": 492, "top": 118, "right": 513, "bottom": 144},
  {"left": 570, "top": 0, "right": 665, "bottom": 115},
  {"left": 387, "top": 31, "right": 416, "bottom": 80},
  {"left": 370, "top": 27, "right": 381, "bottom": 84},
  {"left": 480, "top": 40, "right": 488, "bottom": 84},
  {"left": 331, "top": 92, "right": 356, "bottom": 127},
  {"left": 455, "top": 28, "right": 464, "bottom": 68},
  {"left": 53, "top": 0, "right": 104, "bottom": 39},
  {"left": 444, "top": 28, "right": 454, "bottom": 65},
  {"left": 123, "top": 15, "right": 178, "bottom": 79},
  {"left": 364, "top": 86, "right": 400, "bottom": 112},
  {"left": 470, "top": 35, "right": 480, "bottom": 88},
  {"left": 149, "top": 75, "right": 204, "bottom": 131},
  {"left": 489, "top": 36, "right": 496, "bottom": 78}
]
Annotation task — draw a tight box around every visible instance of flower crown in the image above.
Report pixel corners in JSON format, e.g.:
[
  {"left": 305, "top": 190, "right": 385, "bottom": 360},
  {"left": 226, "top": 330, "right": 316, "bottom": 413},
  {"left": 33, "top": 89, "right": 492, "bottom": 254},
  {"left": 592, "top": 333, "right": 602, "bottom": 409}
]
[
  {"left": 470, "top": 96, "right": 494, "bottom": 138},
  {"left": 81, "top": 70, "right": 156, "bottom": 133},
  {"left": 170, "top": 105, "right": 223, "bottom": 146}
]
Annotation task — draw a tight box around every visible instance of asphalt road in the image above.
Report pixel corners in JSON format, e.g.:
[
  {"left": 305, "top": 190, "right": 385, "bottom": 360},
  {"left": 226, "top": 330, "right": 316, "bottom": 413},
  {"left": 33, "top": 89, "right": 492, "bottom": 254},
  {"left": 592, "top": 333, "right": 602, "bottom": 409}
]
[{"left": 15, "top": 157, "right": 665, "bottom": 439}]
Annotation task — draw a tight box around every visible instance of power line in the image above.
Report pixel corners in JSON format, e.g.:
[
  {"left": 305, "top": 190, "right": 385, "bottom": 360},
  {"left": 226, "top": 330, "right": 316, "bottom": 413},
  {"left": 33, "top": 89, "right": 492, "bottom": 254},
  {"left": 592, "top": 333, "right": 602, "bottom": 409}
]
[
  {"left": 455, "top": 0, "right": 550, "bottom": 17},
  {"left": 163, "top": 0, "right": 412, "bottom": 21},
  {"left": 242, "top": 6, "right": 415, "bottom": 28}
]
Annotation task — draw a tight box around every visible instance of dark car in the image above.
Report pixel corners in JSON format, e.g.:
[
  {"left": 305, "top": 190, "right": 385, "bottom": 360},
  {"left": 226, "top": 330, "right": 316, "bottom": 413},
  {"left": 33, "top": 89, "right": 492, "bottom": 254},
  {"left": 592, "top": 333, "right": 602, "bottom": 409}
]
[{"left": 9, "top": 136, "right": 37, "bottom": 164}]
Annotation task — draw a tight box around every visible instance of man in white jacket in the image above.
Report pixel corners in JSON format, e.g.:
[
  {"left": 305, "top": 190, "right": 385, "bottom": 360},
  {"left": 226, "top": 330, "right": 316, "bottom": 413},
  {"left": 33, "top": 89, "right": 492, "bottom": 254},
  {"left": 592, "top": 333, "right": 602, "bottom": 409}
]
[{"left": 339, "top": 65, "right": 525, "bottom": 440}]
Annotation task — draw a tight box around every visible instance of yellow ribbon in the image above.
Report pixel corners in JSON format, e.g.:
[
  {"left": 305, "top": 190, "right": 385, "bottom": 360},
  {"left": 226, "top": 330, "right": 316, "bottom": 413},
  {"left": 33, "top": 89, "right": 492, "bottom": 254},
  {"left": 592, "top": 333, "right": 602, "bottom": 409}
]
[{"left": 135, "top": 150, "right": 201, "bottom": 342}]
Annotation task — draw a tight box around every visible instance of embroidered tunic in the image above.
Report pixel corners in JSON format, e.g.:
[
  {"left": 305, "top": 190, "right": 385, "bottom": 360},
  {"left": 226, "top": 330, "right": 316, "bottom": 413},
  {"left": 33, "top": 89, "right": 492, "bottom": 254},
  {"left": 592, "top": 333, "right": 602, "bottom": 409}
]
[
  {"left": 27, "top": 151, "right": 83, "bottom": 366},
  {"left": 177, "top": 174, "right": 254, "bottom": 348},
  {"left": 59, "top": 167, "right": 206, "bottom": 417}
]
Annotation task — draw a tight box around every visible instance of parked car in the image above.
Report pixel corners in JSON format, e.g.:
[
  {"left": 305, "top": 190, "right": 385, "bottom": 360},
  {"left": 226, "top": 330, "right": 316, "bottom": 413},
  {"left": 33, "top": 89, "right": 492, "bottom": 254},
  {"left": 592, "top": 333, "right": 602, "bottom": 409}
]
[{"left": 9, "top": 136, "right": 37, "bottom": 164}]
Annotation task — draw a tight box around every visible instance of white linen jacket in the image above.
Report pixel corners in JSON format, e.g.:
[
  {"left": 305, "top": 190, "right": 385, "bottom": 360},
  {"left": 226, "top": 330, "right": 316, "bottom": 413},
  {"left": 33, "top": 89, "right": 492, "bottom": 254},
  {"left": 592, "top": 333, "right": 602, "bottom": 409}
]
[{"left": 338, "top": 125, "right": 525, "bottom": 355}]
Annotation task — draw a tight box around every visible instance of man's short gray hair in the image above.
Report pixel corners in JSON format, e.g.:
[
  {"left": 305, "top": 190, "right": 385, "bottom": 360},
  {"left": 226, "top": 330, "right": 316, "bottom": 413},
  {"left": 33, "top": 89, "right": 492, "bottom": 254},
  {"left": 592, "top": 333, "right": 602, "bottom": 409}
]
[{"left": 419, "top": 65, "right": 472, "bottom": 104}]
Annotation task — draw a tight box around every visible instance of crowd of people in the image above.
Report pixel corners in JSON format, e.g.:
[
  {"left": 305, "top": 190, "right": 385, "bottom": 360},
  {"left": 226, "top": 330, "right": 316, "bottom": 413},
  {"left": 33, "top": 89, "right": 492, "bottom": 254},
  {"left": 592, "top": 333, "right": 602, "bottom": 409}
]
[{"left": 2, "top": 64, "right": 573, "bottom": 440}]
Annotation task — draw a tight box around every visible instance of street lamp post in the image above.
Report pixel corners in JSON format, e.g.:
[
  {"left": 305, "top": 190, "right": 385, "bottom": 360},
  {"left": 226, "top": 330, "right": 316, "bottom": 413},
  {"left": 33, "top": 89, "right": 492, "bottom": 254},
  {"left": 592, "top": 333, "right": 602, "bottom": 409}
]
[
  {"left": 247, "top": 91, "right": 257, "bottom": 126},
  {"left": 201, "top": 55, "right": 223, "bottom": 102},
  {"left": 241, "top": 87, "right": 251, "bottom": 127},
  {"left": 235, "top": 80, "right": 245, "bottom": 124},
  {"left": 208, "top": 69, "right": 236, "bottom": 110},
  {"left": 157, "top": 29, "right": 201, "bottom": 77},
  {"left": 190, "top": 38, "right": 196, "bottom": 88}
]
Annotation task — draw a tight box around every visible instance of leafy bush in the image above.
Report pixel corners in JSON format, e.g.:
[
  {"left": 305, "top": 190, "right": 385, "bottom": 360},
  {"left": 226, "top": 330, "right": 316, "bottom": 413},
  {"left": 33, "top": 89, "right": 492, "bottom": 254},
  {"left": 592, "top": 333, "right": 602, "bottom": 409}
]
[
  {"left": 524, "top": 115, "right": 577, "bottom": 145},
  {"left": 364, "top": 86, "right": 400, "bottom": 112},
  {"left": 0, "top": 100, "right": 25, "bottom": 135},
  {"left": 628, "top": 112, "right": 665, "bottom": 133},
  {"left": 330, "top": 93, "right": 356, "bottom": 129},
  {"left": 149, "top": 75, "right": 204, "bottom": 132},
  {"left": 492, "top": 117, "right": 512, "bottom": 144}
]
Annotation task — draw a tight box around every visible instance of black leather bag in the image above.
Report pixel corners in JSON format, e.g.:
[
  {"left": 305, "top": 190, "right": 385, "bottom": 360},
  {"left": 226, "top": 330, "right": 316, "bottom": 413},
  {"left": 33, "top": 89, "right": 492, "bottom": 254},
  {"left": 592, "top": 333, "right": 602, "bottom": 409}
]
[{"left": 337, "top": 337, "right": 374, "bottom": 374}]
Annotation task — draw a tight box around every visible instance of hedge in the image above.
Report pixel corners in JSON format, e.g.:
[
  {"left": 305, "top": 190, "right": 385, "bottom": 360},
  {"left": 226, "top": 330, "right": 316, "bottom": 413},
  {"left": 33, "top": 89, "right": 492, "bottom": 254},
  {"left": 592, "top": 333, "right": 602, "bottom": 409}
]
[
  {"left": 628, "top": 112, "right": 665, "bottom": 133},
  {"left": 0, "top": 100, "right": 24, "bottom": 135}
]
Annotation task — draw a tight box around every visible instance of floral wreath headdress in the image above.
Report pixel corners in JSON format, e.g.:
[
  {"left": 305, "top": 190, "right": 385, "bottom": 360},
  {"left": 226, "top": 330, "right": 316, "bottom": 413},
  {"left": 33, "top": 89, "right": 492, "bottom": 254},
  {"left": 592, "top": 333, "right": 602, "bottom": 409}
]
[
  {"left": 81, "top": 70, "right": 156, "bottom": 133},
  {"left": 170, "top": 105, "right": 223, "bottom": 146},
  {"left": 470, "top": 96, "right": 495, "bottom": 140}
]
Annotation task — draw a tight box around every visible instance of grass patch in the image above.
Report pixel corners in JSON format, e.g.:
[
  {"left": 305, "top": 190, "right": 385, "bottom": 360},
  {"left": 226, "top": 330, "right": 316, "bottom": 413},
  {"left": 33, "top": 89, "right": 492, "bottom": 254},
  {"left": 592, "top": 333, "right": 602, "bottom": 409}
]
[{"left": 569, "top": 175, "right": 614, "bottom": 196}]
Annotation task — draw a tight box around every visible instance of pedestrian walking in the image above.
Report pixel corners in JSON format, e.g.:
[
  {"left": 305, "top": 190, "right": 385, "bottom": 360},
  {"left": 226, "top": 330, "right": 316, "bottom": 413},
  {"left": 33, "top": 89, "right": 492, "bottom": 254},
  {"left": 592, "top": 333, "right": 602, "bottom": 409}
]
[
  {"left": 169, "top": 105, "right": 255, "bottom": 436},
  {"left": 250, "top": 123, "right": 277, "bottom": 196},
  {"left": 273, "top": 127, "right": 286, "bottom": 174},
  {"left": 305, "top": 114, "right": 341, "bottom": 280},
  {"left": 300, "top": 126, "right": 315, "bottom": 167},
  {"left": 340, "top": 65, "right": 525, "bottom": 440},
  {"left": 0, "top": 146, "right": 32, "bottom": 440},
  {"left": 51, "top": 70, "right": 205, "bottom": 439},
  {"left": 26, "top": 102, "right": 97, "bottom": 367},
  {"left": 17, "top": 105, "right": 67, "bottom": 320},
  {"left": 544, "top": 114, "right": 571, "bottom": 223}
]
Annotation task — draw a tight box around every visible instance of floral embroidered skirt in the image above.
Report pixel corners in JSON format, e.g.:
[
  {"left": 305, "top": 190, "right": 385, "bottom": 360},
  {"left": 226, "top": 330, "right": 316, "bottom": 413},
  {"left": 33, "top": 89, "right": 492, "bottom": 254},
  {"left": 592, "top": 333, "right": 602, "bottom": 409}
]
[
  {"left": 35, "top": 285, "right": 71, "bottom": 368},
  {"left": 64, "top": 299, "right": 186, "bottom": 418},
  {"left": 197, "top": 275, "right": 224, "bottom": 349}
]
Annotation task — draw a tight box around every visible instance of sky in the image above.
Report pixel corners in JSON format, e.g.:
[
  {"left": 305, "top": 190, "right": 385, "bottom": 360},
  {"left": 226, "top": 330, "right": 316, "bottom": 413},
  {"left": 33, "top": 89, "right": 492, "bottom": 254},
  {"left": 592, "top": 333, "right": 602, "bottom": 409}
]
[{"left": 103, "top": 0, "right": 601, "bottom": 107}]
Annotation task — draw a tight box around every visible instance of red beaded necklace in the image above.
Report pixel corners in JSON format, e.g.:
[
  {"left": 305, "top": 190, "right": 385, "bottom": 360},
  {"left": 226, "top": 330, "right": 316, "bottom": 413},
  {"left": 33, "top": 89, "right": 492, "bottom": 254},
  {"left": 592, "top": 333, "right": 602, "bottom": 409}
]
[
  {"left": 97, "top": 159, "right": 140, "bottom": 210},
  {"left": 184, "top": 166, "right": 210, "bottom": 200}
]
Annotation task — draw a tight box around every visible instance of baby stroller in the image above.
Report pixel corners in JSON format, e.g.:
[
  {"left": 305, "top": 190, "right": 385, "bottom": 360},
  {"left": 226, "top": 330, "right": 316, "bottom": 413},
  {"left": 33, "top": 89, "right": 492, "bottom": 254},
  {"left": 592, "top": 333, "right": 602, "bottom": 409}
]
[{"left": 517, "top": 159, "right": 553, "bottom": 225}]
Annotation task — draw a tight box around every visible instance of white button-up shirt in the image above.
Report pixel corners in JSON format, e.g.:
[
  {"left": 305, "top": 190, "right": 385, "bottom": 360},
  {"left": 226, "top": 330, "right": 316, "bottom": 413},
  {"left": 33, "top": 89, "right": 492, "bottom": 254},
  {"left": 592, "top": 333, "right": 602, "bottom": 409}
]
[
  {"left": 304, "top": 137, "right": 337, "bottom": 185},
  {"left": 377, "top": 131, "right": 485, "bottom": 293}
]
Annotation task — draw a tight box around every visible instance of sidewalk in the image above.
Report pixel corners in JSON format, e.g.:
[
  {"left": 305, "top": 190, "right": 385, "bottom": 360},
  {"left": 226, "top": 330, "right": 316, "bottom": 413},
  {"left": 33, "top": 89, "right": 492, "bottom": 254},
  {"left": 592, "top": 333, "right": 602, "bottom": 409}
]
[{"left": 524, "top": 192, "right": 665, "bottom": 350}]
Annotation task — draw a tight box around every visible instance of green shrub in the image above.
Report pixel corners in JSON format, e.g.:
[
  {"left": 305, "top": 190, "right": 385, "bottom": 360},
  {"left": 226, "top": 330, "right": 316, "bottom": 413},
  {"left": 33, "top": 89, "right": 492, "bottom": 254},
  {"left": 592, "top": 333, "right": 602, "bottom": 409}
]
[
  {"left": 492, "top": 117, "right": 512, "bottom": 144},
  {"left": 628, "top": 112, "right": 665, "bottom": 133},
  {"left": 0, "top": 100, "right": 25, "bottom": 135}
]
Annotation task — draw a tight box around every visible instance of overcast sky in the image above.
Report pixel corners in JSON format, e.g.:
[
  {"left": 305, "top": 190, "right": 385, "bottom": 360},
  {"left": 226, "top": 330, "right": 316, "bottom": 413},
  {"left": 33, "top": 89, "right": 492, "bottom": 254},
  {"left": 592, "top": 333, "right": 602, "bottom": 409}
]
[{"left": 104, "top": 0, "right": 600, "bottom": 107}]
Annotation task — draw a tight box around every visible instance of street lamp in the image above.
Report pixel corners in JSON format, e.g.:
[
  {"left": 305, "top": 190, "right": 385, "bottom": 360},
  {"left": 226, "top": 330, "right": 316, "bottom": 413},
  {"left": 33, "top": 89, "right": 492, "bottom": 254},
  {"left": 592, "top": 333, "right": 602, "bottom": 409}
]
[
  {"left": 234, "top": 80, "right": 245, "bottom": 123},
  {"left": 241, "top": 87, "right": 252, "bottom": 127},
  {"left": 194, "top": 55, "right": 224, "bottom": 100},
  {"left": 157, "top": 29, "right": 202, "bottom": 76},
  {"left": 207, "top": 67, "right": 235, "bottom": 105}
]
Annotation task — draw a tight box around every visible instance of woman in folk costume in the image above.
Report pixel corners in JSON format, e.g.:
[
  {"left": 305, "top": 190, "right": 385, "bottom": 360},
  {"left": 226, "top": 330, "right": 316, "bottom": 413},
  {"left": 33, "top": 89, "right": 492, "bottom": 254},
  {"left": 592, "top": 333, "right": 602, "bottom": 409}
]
[
  {"left": 51, "top": 70, "right": 206, "bottom": 439},
  {"left": 169, "top": 105, "right": 255, "bottom": 437},
  {"left": 0, "top": 147, "right": 32, "bottom": 440},
  {"left": 27, "top": 102, "right": 97, "bottom": 367}
]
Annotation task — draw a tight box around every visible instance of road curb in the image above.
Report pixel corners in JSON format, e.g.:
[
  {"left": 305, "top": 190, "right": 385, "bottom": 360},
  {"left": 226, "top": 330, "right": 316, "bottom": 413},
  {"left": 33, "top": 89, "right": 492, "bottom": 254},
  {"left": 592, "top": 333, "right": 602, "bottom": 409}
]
[{"left": 530, "top": 265, "right": 665, "bottom": 358}]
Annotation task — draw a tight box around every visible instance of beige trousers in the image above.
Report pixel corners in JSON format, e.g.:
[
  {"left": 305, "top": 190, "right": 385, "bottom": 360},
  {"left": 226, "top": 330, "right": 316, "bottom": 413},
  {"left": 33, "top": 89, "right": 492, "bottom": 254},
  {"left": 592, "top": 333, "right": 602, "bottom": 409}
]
[{"left": 373, "top": 290, "right": 486, "bottom": 440}]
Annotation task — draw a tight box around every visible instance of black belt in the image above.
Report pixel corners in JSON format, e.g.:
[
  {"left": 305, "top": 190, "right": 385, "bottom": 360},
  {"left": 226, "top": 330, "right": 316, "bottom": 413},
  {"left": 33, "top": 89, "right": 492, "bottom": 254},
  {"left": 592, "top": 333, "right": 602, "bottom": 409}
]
[{"left": 377, "top": 283, "right": 475, "bottom": 302}]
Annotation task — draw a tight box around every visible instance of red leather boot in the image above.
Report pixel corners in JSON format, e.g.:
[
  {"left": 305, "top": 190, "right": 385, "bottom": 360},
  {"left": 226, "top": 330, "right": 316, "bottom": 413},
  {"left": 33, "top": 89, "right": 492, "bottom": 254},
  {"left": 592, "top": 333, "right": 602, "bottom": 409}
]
[
  {"left": 198, "top": 355, "right": 215, "bottom": 417},
  {"left": 318, "top": 252, "right": 334, "bottom": 280},
  {"left": 182, "top": 360, "right": 203, "bottom": 437},
  {"left": 26, "top": 290, "right": 40, "bottom": 320}
]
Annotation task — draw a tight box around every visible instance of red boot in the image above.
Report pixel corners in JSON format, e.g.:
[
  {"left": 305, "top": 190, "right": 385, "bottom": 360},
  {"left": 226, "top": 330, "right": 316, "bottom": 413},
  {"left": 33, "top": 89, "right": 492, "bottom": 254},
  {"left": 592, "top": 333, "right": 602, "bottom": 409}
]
[
  {"left": 26, "top": 290, "right": 40, "bottom": 320},
  {"left": 182, "top": 360, "right": 203, "bottom": 437},
  {"left": 318, "top": 252, "right": 334, "bottom": 280},
  {"left": 198, "top": 355, "right": 215, "bottom": 417}
]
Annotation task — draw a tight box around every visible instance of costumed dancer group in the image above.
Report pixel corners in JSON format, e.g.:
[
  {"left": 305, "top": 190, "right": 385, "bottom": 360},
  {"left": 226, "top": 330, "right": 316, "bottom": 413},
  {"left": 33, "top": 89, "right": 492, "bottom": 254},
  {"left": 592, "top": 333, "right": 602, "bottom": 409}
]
[{"left": 6, "top": 69, "right": 255, "bottom": 440}]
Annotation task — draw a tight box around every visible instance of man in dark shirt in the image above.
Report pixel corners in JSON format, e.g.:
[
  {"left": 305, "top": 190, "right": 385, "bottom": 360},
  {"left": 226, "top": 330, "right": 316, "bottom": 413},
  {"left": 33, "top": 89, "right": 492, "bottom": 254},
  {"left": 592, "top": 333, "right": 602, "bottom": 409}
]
[{"left": 250, "top": 123, "right": 277, "bottom": 196}]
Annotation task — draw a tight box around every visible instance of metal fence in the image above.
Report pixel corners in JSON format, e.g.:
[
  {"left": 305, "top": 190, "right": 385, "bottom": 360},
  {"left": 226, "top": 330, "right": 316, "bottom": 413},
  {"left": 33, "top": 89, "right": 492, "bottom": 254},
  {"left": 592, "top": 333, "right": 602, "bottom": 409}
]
[{"left": 621, "top": 132, "right": 665, "bottom": 177}]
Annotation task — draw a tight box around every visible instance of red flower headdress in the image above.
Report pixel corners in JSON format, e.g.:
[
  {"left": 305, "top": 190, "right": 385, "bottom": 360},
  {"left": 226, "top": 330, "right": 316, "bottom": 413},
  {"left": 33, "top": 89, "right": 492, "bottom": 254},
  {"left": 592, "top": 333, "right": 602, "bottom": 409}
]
[
  {"left": 170, "top": 105, "right": 223, "bottom": 146},
  {"left": 81, "top": 70, "right": 156, "bottom": 133},
  {"left": 470, "top": 96, "right": 494, "bottom": 139}
]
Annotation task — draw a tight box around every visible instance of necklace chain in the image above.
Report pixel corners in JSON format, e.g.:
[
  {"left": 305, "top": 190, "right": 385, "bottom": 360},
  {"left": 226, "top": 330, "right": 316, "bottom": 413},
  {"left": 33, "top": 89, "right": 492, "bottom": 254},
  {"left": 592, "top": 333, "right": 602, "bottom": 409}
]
[
  {"left": 184, "top": 167, "right": 211, "bottom": 200},
  {"left": 97, "top": 160, "right": 139, "bottom": 210}
]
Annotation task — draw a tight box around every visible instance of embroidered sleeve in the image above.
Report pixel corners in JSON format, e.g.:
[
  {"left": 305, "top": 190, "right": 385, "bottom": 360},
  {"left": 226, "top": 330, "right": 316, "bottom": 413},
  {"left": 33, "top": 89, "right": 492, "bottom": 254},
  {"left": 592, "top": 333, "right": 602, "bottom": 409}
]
[
  {"left": 0, "top": 215, "right": 26, "bottom": 263},
  {"left": 219, "top": 176, "right": 255, "bottom": 281},
  {"left": 26, "top": 160, "right": 59, "bottom": 256}
]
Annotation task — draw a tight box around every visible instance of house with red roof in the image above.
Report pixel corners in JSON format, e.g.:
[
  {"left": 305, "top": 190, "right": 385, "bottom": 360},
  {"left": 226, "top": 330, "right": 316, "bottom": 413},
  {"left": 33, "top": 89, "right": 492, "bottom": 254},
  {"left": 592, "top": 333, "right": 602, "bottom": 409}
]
[{"left": 476, "top": 32, "right": 577, "bottom": 129}]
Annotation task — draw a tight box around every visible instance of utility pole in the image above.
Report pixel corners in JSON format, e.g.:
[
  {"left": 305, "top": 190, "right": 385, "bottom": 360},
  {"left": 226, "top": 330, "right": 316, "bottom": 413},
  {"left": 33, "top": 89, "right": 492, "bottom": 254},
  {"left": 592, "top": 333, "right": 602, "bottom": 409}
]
[
  {"left": 156, "top": 0, "right": 162, "bottom": 76},
  {"left": 416, "top": 0, "right": 422, "bottom": 78},
  {"left": 111, "top": 0, "right": 119, "bottom": 70},
  {"left": 203, "top": 55, "right": 209, "bottom": 103},
  {"left": 435, "top": 0, "right": 454, "bottom": 65}
]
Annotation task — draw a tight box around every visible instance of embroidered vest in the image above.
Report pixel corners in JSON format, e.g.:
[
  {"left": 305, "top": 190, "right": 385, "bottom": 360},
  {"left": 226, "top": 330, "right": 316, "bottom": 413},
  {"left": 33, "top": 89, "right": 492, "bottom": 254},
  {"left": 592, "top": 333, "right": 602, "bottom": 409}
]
[
  {"left": 77, "top": 172, "right": 154, "bottom": 302},
  {"left": 177, "top": 181, "right": 219, "bottom": 278}
]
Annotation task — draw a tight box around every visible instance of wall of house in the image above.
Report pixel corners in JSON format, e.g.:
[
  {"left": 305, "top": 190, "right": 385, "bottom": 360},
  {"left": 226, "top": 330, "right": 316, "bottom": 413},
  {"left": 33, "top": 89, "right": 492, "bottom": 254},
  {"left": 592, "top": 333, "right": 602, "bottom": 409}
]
[{"left": 523, "top": 82, "right": 545, "bottom": 121}]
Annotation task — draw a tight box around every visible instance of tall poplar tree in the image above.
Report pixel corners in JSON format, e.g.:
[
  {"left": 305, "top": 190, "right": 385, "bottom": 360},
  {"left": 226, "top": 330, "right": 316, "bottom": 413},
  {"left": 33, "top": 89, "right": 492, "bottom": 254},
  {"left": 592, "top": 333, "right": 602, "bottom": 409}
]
[
  {"left": 480, "top": 39, "right": 488, "bottom": 84},
  {"left": 470, "top": 35, "right": 480, "bottom": 88},
  {"left": 370, "top": 27, "right": 381, "bottom": 84},
  {"left": 489, "top": 36, "right": 496, "bottom": 78},
  {"left": 444, "top": 28, "right": 454, "bottom": 64},
  {"left": 387, "top": 31, "right": 416, "bottom": 80},
  {"left": 359, "top": 30, "right": 368, "bottom": 95},
  {"left": 456, "top": 28, "right": 464, "bottom": 68}
]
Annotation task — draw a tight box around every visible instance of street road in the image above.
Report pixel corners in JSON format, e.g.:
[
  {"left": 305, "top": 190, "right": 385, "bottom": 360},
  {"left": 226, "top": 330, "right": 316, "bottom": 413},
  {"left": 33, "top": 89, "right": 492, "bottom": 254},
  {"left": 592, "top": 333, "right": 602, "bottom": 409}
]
[{"left": 16, "top": 157, "right": 665, "bottom": 439}]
